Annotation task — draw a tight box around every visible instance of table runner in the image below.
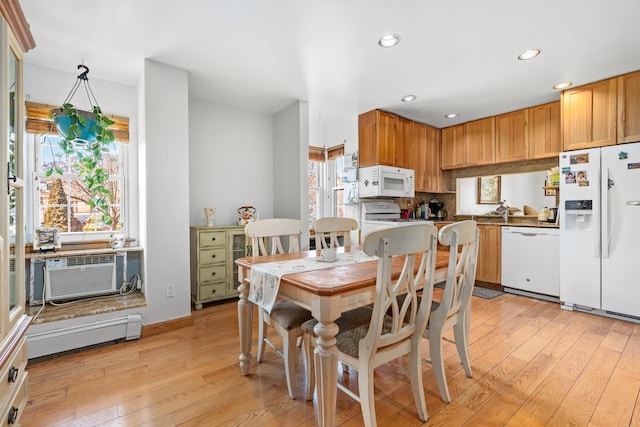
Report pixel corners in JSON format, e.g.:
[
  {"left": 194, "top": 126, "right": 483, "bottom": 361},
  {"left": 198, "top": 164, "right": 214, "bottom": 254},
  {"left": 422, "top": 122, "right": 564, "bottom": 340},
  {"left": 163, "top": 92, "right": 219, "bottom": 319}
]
[{"left": 249, "top": 251, "right": 377, "bottom": 313}]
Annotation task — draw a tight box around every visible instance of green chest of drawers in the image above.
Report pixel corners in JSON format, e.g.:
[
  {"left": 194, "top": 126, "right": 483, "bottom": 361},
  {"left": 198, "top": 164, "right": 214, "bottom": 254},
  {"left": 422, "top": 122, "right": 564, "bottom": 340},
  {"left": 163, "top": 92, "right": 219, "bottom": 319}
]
[{"left": 190, "top": 226, "right": 248, "bottom": 310}]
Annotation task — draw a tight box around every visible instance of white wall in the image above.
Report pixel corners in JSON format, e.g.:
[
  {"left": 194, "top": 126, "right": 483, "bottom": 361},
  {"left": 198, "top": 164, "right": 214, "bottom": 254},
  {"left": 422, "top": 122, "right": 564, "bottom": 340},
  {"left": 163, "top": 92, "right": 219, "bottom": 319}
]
[
  {"left": 273, "top": 101, "right": 309, "bottom": 248},
  {"left": 188, "top": 100, "right": 274, "bottom": 226},
  {"left": 456, "top": 171, "right": 556, "bottom": 214},
  {"left": 273, "top": 101, "right": 309, "bottom": 219},
  {"left": 139, "top": 59, "right": 191, "bottom": 325},
  {"left": 323, "top": 115, "right": 358, "bottom": 154}
]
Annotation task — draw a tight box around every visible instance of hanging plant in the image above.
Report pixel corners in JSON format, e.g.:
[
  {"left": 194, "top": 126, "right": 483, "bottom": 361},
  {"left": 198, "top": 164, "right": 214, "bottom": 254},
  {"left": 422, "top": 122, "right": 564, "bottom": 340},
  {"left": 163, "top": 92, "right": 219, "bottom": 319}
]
[{"left": 45, "top": 65, "right": 117, "bottom": 226}]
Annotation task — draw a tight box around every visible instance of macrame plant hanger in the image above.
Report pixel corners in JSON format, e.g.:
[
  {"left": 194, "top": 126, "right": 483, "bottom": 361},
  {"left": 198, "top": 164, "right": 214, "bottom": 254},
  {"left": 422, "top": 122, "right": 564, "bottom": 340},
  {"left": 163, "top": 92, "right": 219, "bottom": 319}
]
[{"left": 60, "top": 64, "right": 104, "bottom": 113}]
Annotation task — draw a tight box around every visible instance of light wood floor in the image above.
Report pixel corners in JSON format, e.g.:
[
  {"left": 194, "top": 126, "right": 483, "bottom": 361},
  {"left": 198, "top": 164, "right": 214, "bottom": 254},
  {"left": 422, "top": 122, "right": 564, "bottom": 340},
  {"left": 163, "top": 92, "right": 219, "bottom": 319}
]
[{"left": 21, "top": 289, "right": 640, "bottom": 426}]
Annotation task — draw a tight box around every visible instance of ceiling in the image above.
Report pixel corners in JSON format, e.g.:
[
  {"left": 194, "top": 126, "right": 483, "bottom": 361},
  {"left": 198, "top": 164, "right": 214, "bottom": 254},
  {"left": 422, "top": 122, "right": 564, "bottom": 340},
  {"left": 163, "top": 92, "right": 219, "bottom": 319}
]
[{"left": 19, "top": 0, "right": 640, "bottom": 129}]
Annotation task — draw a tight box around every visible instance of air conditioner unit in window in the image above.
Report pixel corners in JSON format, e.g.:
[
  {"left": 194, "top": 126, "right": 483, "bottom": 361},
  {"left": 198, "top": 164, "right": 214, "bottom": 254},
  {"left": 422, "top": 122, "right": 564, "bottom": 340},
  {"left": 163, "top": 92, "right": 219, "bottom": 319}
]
[{"left": 44, "top": 255, "right": 117, "bottom": 301}]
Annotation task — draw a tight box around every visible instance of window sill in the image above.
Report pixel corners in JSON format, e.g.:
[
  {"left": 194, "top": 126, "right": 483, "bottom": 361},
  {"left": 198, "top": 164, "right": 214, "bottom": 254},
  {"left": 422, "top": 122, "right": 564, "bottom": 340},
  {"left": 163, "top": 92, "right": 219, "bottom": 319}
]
[
  {"left": 25, "top": 246, "right": 143, "bottom": 259},
  {"left": 26, "top": 291, "right": 146, "bottom": 325}
]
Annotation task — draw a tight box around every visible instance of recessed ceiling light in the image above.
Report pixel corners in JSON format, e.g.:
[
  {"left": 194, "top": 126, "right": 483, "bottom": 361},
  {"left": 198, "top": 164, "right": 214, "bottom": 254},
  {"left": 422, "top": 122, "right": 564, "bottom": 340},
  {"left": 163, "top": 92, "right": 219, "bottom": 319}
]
[
  {"left": 517, "top": 49, "right": 541, "bottom": 60},
  {"left": 402, "top": 95, "right": 416, "bottom": 102},
  {"left": 445, "top": 113, "right": 459, "bottom": 119},
  {"left": 553, "top": 81, "right": 573, "bottom": 90},
  {"left": 378, "top": 34, "right": 400, "bottom": 48}
]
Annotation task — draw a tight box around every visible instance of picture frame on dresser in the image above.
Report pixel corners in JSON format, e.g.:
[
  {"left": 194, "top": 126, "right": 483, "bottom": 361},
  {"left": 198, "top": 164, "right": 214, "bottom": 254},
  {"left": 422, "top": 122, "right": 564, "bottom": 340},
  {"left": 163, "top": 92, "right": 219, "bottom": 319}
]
[{"left": 33, "top": 227, "right": 61, "bottom": 251}]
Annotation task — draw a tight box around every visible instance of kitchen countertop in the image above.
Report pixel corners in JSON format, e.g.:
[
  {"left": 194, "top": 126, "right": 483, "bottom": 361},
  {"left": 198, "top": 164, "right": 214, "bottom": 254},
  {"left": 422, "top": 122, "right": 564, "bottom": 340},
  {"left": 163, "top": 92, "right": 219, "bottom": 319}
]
[{"left": 454, "top": 215, "right": 559, "bottom": 228}]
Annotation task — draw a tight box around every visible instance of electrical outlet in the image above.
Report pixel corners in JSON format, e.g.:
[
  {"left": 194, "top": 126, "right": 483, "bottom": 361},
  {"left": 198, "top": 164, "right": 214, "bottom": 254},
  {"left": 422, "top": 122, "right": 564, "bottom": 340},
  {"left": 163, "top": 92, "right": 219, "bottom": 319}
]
[{"left": 166, "top": 283, "right": 175, "bottom": 298}]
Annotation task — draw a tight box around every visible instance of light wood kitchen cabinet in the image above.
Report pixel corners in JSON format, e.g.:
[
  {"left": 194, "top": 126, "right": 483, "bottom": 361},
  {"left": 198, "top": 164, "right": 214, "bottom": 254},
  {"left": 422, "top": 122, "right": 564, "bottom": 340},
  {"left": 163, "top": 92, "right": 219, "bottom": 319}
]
[
  {"left": 190, "top": 226, "right": 248, "bottom": 310},
  {"left": 529, "top": 101, "right": 561, "bottom": 159},
  {"left": 561, "top": 78, "right": 617, "bottom": 151},
  {"left": 358, "top": 109, "right": 398, "bottom": 167},
  {"left": 414, "top": 122, "right": 450, "bottom": 192},
  {"left": 441, "top": 124, "right": 466, "bottom": 169},
  {"left": 475, "top": 224, "right": 502, "bottom": 284},
  {"left": 464, "top": 117, "right": 495, "bottom": 166},
  {"left": 496, "top": 108, "right": 529, "bottom": 163},
  {"left": 618, "top": 70, "right": 640, "bottom": 144},
  {"left": 395, "top": 115, "right": 413, "bottom": 169},
  {"left": 0, "top": 9, "right": 34, "bottom": 426}
]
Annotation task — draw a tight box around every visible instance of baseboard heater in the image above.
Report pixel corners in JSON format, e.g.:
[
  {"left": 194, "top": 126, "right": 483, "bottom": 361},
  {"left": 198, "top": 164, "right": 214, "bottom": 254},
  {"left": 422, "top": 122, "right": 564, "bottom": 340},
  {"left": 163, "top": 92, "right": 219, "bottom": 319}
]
[
  {"left": 26, "top": 312, "right": 143, "bottom": 359},
  {"left": 44, "top": 254, "right": 117, "bottom": 302}
]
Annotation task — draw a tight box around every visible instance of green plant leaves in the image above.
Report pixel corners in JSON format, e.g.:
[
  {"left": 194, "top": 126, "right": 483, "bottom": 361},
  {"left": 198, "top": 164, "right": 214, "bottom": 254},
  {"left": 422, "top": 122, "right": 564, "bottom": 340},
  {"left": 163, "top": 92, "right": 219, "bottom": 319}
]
[{"left": 46, "top": 103, "right": 118, "bottom": 225}]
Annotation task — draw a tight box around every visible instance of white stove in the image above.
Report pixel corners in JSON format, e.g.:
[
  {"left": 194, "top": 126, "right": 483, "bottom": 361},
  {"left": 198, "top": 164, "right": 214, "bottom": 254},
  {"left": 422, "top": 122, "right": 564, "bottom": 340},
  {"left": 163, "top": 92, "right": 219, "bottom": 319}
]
[{"left": 360, "top": 201, "right": 433, "bottom": 238}]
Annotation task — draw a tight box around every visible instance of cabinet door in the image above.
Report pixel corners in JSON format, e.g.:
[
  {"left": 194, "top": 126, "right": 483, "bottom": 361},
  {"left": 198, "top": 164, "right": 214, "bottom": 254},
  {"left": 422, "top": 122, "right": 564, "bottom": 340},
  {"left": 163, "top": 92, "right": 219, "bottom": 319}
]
[
  {"left": 529, "top": 102, "right": 561, "bottom": 159},
  {"left": 464, "top": 117, "right": 495, "bottom": 166},
  {"left": 475, "top": 224, "right": 501, "bottom": 284},
  {"left": 228, "top": 228, "right": 248, "bottom": 292},
  {"left": 395, "top": 116, "right": 413, "bottom": 169},
  {"left": 424, "top": 125, "right": 449, "bottom": 192},
  {"left": 357, "top": 110, "right": 397, "bottom": 167},
  {"left": 2, "top": 27, "right": 26, "bottom": 334},
  {"left": 413, "top": 122, "right": 428, "bottom": 192},
  {"left": 562, "top": 78, "right": 617, "bottom": 150},
  {"left": 618, "top": 71, "right": 640, "bottom": 144},
  {"left": 496, "top": 109, "right": 529, "bottom": 163},
  {"left": 441, "top": 124, "right": 465, "bottom": 169},
  {"left": 357, "top": 110, "right": 378, "bottom": 168}
]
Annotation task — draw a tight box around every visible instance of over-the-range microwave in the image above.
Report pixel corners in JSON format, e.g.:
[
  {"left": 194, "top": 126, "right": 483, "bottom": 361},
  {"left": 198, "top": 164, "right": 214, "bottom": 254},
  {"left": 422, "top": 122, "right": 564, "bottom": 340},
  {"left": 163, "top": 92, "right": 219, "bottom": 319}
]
[{"left": 358, "top": 165, "right": 415, "bottom": 198}]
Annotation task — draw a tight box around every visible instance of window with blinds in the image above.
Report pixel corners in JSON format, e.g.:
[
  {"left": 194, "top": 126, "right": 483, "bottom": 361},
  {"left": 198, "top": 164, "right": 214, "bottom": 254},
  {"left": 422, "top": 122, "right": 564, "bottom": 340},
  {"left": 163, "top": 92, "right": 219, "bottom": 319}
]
[{"left": 26, "top": 101, "right": 129, "bottom": 237}]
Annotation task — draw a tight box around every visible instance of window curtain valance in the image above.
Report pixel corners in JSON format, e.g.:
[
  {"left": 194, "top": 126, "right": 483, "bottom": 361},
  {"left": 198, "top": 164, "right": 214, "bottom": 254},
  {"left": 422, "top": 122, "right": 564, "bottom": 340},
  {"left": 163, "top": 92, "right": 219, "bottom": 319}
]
[
  {"left": 309, "top": 144, "right": 344, "bottom": 162},
  {"left": 25, "top": 101, "right": 130, "bottom": 143}
]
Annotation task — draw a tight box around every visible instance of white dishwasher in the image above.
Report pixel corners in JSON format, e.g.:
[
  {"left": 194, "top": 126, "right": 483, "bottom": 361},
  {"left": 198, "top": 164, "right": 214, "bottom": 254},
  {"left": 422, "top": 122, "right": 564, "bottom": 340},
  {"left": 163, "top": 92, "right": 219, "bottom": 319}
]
[{"left": 501, "top": 226, "right": 560, "bottom": 300}]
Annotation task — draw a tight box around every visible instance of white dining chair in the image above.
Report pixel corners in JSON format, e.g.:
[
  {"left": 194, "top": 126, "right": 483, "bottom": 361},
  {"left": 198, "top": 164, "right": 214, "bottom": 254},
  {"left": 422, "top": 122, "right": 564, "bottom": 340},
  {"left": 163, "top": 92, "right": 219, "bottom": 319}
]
[
  {"left": 302, "top": 224, "right": 438, "bottom": 427},
  {"left": 245, "top": 218, "right": 313, "bottom": 400},
  {"left": 423, "top": 220, "right": 479, "bottom": 403},
  {"left": 311, "top": 217, "right": 358, "bottom": 249}
]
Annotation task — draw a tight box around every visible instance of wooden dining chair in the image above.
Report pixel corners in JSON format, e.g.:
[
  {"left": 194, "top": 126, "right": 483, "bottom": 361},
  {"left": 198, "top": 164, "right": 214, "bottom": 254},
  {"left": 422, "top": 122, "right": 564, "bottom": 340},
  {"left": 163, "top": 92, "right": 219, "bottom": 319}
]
[
  {"left": 423, "top": 220, "right": 479, "bottom": 403},
  {"left": 302, "top": 224, "right": 438, "bottom": 426},
  {"left": 311, "top": 217, "right": 358, "bottom": 249},
  {"left": 244, "top": 218, "right": 314, "bottom": 400}
]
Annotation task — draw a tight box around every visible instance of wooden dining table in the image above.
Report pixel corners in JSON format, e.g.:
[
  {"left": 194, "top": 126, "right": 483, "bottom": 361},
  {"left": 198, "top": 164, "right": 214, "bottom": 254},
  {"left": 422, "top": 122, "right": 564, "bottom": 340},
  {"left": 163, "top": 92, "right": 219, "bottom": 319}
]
[{"left": 235, "top": 246, "right": 451, "bottom": 427}]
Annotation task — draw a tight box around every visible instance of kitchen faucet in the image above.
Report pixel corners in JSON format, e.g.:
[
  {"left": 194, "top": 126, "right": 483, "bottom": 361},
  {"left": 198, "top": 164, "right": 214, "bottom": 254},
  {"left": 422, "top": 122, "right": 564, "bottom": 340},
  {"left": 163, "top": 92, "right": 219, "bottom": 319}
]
[{"left": 498, "top": 200, "right": 509, "bottom": 223}]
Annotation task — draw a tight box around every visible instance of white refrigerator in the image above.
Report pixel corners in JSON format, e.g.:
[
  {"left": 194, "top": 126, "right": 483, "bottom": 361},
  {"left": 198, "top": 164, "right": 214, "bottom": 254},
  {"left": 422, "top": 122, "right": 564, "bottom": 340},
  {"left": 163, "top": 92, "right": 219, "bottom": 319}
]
[{"left": 559, "top": 142, "right": 640, "bottom": 318}]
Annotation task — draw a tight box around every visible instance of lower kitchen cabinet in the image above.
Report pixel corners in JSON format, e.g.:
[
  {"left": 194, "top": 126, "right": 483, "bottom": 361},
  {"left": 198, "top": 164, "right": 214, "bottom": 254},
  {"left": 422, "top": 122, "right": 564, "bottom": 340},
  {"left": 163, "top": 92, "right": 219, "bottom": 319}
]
[
  {"left": 190, "top": 225, "right": 248, "bottom": 310},
  {"left": 475, "top": 224, "right": 502, "bottom": 285}
]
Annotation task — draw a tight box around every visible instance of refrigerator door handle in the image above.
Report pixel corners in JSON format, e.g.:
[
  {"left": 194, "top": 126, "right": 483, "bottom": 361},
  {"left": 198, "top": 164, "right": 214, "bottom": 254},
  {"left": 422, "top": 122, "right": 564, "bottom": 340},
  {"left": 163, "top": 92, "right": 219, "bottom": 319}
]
[
  {"left": 626, "top": 201, "right": 640, "bottom": 206},
  {"left": 602, "top": 165, "right": 609, "bottom": 259}
]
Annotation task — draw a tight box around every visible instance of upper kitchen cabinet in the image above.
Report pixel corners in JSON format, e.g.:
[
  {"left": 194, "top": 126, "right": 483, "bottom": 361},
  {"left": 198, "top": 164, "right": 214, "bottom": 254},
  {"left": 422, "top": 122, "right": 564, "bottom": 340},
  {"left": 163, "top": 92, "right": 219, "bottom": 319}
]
[
  {"left": 529, "top": 101, "right": 561, "bottom": 159},
  {"left": 394, "top": 116, "right": 413, "bottom": 169},
  {"left": 441, "top": 124, "right": 465, "bottom": 169},
  {"left": 414, "top": 122, "right": 450, "bottom": 192},
  {"left": 496, "top": 108, "right": 529, "bottom": 163},
  {"left": 618, "top": 70, "right": 640, "bottom": 144},
  {"left": 464, "top": 116, "right": 495, "bottom": 166},
  {"left": 561, "top": 78, "right": 617, "bottom": 151},
  {"left": 358, "top": 109, "right": 398, "bottom": 167}
]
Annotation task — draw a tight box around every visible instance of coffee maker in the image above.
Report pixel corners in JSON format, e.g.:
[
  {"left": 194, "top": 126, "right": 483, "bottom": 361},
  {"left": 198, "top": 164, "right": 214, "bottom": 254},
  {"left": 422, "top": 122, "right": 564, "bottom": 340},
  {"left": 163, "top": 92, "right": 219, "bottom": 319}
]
[{"left": 428, "top": 199, "right": 444, "bottom": 220}]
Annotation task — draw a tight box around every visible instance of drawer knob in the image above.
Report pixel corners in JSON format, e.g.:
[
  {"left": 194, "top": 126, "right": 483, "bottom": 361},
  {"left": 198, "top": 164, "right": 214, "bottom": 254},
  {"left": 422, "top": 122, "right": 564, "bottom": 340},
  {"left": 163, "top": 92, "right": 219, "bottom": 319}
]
[
  {"left": 211, "top": 237, "right": 216, "bottom": 241},
  {"left": 212, "top": 289, "right": 216, "bottom": 293},
  {"left": 8, "top": 366, "right": 18, "bottom": 383},
  {"left": 212, "top": 254, "right": 216, "bottom": 258},
  {"left": 212, "top": 272, "right": 216, "bottom": 276},
  {"left": 8, "top": 406, "right": 18, "bottom": 424}
]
